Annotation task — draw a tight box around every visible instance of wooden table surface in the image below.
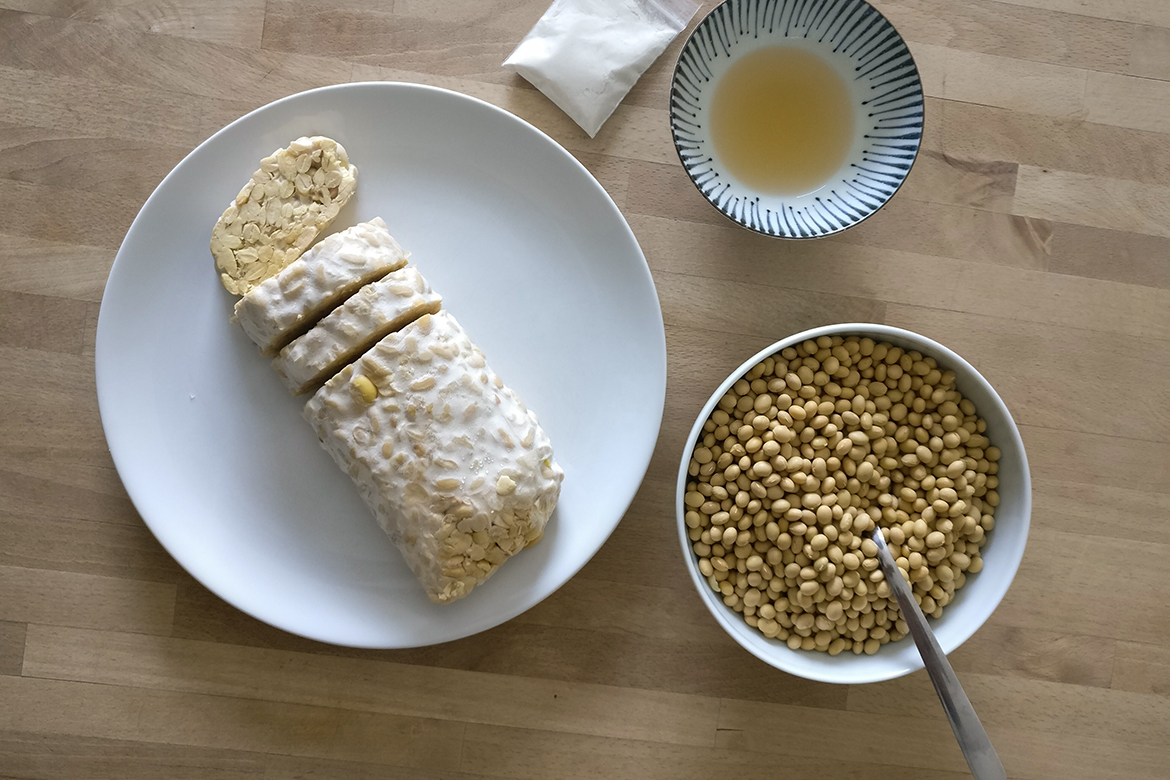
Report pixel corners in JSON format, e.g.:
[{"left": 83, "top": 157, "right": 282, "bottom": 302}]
[{"left": 2, "top": 1, "right": 1169, "bottom": 778}]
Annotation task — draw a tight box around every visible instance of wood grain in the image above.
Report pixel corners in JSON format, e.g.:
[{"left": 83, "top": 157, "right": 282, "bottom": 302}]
[
  {"left": 994, "top": 0, "right": 1170, "bottom": 30},
  {"left": 0, "top": 622, "right": 26, "bottom": 677},
  {"left": 880, "top": 0, "right": 1135, "bottom": 73},
  {"left": 946, "top": 622, "right": 1115, "bottom": 688},
  {"left": 0, "top": 234, "right": 114, "bottom": 302},
  {"left": 0, "top": 512, "right": 183, "bottom": 583},
  {"left": 0, "top": 0, "right": 268, "bottom": 48},
  {"left": 0, "top": 566, "right": 175, "bottom": 634},
  {"left": 914, "top": 42, "right": 1089, "bottom": 119},
  {"left": 1015, "top": 165, "right": 1170, "bottom": 238},
  {"left": 0, "top": 291, "right": 93, "bottom": 355},
  {"left": 0, "top": 675, "right": 464, "bottom": 770},
  {"left": 21, "top": 625, "right": 718, "bottom": 746},
  {"left": 1129, "top": 25, "right": 1170, "bottom": 80},
  {"left": 1112, "top": 641, "right": 1170, "bottom": 696},
  {"left": 0, "top": 731, "right": 267, "bottom": 780},
  {"left": 1085, "top": 71, "right": 1170, "bottom": 136},
  {"left": 462, "top": 722, "right": 974, "bottom": 780},
  {"left": 1, "top": 1, "right": 1168, "bottom": 778}
]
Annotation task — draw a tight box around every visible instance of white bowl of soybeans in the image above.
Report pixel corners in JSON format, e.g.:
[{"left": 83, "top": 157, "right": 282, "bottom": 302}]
[{"left": 676, "top": 324, "right": 1031, "bottom": 684}]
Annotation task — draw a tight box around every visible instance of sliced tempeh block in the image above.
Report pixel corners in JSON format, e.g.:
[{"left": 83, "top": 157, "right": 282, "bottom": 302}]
[
  {"left": 303, "top": 311, "right": 563, "bottom": 604},
  {"left": 233, "top": 218, "right": 408, "bottom": 355},
  {"left": 211, "top": 136, "right": 358, "bottom": 295},
  {"left": 273, "top": 266, "right": 442, "bottom": 396}
]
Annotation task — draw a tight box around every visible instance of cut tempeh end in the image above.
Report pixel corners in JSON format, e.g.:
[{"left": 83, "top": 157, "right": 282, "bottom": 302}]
[
  {"left": 233, "top": 218, "right": 408, "bottom": 355},
  {"left": 273, "top": 266, "right": 442, "bottom": 396},
  {"left": 211, "top": 135, "right": 358, "bottom": 295},
  {"left": 303, "top": 311, "right": 564, "bottom": 604}
]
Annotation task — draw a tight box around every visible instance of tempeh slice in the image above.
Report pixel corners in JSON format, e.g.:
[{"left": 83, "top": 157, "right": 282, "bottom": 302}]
[
  {"left": 273, "top": 266, "right": 442, "bottom": 396},
  {"left": 211, "top": 136, "right": 358, "bottom": 295},
  {"left": 233, "top": 218, "right": 408, "bottom": 355}
]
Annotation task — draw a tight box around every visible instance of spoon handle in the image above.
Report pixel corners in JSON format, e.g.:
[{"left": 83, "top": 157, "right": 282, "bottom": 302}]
[{"left": 871, "top": 529, "right": 1007, "bottom": 780}]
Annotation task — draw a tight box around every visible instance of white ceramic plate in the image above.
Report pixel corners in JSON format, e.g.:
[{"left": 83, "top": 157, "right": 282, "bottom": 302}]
[{"left": 95, "top": 82, "right": 666, "bottom": 647}]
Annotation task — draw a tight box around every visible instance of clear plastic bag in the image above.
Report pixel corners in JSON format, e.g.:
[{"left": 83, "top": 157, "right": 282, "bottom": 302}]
[{"left": 503, "top": 0, "right": 700, "bottom": 137}]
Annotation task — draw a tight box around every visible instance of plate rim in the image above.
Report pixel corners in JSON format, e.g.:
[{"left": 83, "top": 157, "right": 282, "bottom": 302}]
[{"left": 94, "top": 80, "right": 668, "bottom": 647}]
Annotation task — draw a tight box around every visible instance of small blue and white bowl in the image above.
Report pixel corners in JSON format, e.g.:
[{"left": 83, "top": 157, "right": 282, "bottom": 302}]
[{"left": 669, "top": 0, "right": 924, "bottom": 238}]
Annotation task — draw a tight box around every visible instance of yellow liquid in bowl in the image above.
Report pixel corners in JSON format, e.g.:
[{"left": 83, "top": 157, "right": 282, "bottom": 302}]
[{"left": 710, "top": 46, "right": 855, "bottom": 196}]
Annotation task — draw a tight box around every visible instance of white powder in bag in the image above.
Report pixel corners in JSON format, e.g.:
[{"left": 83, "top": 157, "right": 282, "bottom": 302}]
[{"left": 503, "top": 0, "right": 700, "bottom": 137}]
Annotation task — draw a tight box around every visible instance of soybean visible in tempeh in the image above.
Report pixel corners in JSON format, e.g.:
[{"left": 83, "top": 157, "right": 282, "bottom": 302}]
[
  {"left": 233, "top": 218, "right": 408, "bottom": 355},
  {"left": 303, "top": 311, "right": 563, "bottom": 604}
]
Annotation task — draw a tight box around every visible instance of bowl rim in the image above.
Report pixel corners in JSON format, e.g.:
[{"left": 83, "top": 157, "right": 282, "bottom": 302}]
[
  {"left": 668, "top": 0, "right": 925, "bottom": 240},
  {"left": 674, "top": 323, "right": 1032, "bottom": 683}
]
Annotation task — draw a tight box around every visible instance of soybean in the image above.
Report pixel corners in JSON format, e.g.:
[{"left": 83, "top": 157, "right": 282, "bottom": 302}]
[{"left": 685, "top": 336, "right": 998, "bottom": 655}]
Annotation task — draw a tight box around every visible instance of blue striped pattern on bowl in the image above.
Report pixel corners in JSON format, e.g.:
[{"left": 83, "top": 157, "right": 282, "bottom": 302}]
[{"left": 670, "top": 0, "right": 924, "bottom": 238}]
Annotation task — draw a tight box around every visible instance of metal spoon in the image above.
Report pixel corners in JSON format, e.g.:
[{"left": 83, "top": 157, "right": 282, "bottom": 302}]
[{"left": 870, "top": 528, "right": 1007, "bottom": 780}]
